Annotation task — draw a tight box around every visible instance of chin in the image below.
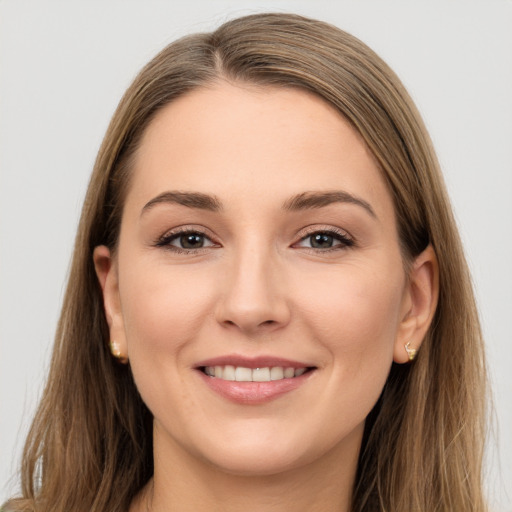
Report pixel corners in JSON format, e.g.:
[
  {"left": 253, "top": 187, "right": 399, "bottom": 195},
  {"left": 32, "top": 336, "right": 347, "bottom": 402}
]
[
  {"left": 188, "top": 420, "right": 363, "bottom": 478},
  {"left": 205, "top": 446, "right": 312, "bottom": 477}
]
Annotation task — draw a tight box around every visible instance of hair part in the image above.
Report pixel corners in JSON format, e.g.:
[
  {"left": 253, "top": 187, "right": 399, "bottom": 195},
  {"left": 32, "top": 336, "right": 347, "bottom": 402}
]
[{"left": 5, "top": 13, "right": 487, "bottom": 512}]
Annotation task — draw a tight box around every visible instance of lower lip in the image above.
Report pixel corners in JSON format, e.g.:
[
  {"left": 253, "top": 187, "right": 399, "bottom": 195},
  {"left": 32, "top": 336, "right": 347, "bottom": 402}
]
[{"left": 197, "top": 370, "right": 314, "bottom": 404}]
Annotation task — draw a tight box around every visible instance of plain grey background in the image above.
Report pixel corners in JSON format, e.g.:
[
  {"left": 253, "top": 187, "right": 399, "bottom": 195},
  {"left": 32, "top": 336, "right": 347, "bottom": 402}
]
[{"left": 1, "top": 0, "right": 511, "bottom": 509}]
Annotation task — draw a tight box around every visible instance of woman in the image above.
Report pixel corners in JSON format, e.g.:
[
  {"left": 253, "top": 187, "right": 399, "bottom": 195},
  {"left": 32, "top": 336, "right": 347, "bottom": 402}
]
[{"left": 4, "top": 13, "right": 487, "bottom": 512}]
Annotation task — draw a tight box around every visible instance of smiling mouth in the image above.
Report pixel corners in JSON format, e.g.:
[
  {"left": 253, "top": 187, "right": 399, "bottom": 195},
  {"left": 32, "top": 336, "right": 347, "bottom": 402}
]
[{"left": 201, "top": 365, "right": 314, "bottom": 382}]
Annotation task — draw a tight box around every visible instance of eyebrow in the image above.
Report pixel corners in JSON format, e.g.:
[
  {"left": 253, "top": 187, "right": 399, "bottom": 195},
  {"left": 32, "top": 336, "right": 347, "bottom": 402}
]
[
  {"left": 283, "top": 191, "right": 376, "bottom": 218},
  {"left": 141, "top": 191, "right": 223, "bottom": 215},
  {"left": 141, "top": 189, "right": 376, "bottom": 218}
]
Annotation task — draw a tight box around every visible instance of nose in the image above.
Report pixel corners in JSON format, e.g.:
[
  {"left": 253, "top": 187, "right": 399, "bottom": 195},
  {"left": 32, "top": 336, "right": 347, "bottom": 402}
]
[{"left": 215, "top": 245, "right": 291, "bottom": 336}]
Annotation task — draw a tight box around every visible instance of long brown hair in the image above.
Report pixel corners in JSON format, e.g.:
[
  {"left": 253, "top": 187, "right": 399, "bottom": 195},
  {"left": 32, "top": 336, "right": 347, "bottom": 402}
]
[{"left": 5, "top": 13, "right": 487, "bottom": 512}]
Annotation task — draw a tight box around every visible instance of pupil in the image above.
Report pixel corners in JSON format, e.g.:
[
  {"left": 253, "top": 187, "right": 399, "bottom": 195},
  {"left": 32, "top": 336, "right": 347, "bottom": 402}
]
[
  {"left": 311, "top": 233, "right": 333, "bottom": 248},
  {"left": 181, "top": 234, "right": 203, "bottom": 249}
]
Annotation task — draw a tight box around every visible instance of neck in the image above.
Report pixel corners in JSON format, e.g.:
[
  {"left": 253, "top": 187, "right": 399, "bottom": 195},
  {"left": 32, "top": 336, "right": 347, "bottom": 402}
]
[{"left": 130, "top": 425, "right": 362, "bottom": 512}]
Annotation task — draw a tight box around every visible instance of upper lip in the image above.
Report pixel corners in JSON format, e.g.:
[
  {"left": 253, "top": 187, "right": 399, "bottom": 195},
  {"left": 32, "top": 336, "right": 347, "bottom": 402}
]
[{"left": 195, "top": 355, "right": 315, "bottom": 369}]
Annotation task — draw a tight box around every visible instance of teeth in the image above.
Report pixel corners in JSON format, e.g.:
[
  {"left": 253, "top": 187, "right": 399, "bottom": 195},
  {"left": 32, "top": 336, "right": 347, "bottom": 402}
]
[
  {"left": 204, "top": 365, "right": 308, "bottom": 382},
  {"left": 223, "top": 365, "right": 235, "bottom": 381},
  {"left": 235, "top": 367, "right": 252, "bottom": 382},
  {"left": 284, "top": 367, "right": 295, "bottom": 379},
  {"left": 270, "top": 367, "right": 284, "bottom": 380},
  {"left": 252, "top": 367, "right": 270, "bottom": 382}
]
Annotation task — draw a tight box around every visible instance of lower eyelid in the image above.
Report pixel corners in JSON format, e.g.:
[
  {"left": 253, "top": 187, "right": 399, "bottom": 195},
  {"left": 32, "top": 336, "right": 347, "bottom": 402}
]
[{"left": 296, "top": 240, "right": 350, "bottom": 250}]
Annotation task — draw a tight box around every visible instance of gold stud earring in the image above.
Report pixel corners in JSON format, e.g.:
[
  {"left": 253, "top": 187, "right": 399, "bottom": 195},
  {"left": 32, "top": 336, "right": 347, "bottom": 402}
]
[
  {"left": 109, "top": 340, "right": 128, "bottom": 363},
  {"left": 405, "top": 341, "right": 417, "bottom": 361}
]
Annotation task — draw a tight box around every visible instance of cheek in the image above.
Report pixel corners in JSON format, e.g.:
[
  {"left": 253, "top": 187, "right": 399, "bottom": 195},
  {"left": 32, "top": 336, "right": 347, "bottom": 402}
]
[
  {"left": 295, "top": 259, "right": 405, "bottom": 367},
  {"left": 117, "top": 259, "right": 220, "bottom": 428},
  {"left": 118, "top": 259, "right": 217, "bottom": 364},
  {"left": 295, "top": 262, "right": 405, "bottom": 433}
]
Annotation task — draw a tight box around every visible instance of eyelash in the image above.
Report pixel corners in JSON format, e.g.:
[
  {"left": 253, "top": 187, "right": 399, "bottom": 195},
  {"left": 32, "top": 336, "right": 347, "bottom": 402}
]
[
  {"left": 155, "top": 226, "right": 355, "bottom": 254},
  {"left": 295, "top": 227, "right": 355, "bottom": 252},
  {"left": 155, "top": 226, "right": 218, "bottom": 254}
]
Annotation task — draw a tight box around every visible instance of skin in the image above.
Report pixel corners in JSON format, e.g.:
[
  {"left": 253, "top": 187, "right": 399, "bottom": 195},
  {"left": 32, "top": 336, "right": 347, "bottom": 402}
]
[{"left": 94, "top": 82, "right": 438, "bottom": 512}]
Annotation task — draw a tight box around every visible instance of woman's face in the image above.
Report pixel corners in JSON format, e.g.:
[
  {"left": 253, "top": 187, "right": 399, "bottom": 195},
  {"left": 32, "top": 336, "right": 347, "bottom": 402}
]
[{"left": 98, "top": 82, "right": 421, "bottom": 476}]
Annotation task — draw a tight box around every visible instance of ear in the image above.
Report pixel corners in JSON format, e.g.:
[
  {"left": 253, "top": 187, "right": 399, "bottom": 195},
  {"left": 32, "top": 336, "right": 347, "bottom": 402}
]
[
  {"left": 393, "top": 245, "right": 439, "bottom": 363},
  {"left": 93, "top": 245, "right": 128, "bottom": 362}
]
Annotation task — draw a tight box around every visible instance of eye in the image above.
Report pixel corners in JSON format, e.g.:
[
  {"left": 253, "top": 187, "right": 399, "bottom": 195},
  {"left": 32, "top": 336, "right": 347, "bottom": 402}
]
[
  {"left": 156, "top": 229, "right": 217, "bottom": 252},
  {"left": 172, "top": 232, "right": 212, "bottom": 249},
  {"left": 295, "top": 229, "right": 354, "bottom": 250}
]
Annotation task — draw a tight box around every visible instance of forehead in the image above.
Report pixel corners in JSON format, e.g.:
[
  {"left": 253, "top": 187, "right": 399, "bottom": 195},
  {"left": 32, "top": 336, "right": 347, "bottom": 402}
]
[{"left": 128, "top": 81, "right": 394, "bottom": 220}]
